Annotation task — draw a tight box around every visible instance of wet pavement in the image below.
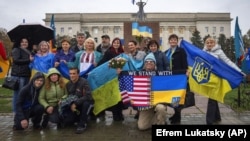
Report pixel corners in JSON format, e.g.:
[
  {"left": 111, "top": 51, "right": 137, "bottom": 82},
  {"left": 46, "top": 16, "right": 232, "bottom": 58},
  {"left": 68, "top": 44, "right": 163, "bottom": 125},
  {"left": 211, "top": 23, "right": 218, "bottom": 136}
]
[{"left": 0, "top": 95, "right": 250, "bottom": 141}]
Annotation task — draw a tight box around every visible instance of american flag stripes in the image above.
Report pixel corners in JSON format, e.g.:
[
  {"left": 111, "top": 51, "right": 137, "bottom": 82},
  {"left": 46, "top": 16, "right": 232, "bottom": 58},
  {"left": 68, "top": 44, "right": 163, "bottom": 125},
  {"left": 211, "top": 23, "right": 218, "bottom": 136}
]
[{"left": 119, "top": 75, "right": 151, "bottom": 108}]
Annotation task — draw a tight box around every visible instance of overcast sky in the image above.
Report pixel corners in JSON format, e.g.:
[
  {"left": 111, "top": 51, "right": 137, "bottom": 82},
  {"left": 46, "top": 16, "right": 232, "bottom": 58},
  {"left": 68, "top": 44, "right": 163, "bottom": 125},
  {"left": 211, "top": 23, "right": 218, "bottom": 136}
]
[{"left": 0, "top": 0, "right": 249, "bottom": 36}]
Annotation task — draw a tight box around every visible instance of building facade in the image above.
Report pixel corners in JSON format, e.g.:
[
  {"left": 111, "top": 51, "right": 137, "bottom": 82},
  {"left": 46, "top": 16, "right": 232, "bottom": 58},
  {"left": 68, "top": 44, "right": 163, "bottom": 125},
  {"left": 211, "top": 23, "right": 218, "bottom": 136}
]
[{"left": 44, "top": 12, "right": 232, "bottom": 51}]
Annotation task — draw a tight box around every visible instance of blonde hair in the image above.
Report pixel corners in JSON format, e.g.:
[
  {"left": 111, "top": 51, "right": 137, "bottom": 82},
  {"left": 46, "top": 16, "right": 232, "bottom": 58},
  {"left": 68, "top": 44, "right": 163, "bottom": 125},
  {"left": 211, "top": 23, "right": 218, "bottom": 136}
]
[
  {"left": 38, "top": 41, "right": 50, "bottom": 52},
  {"left": 205, "top": 37, "right": 216, "bottom": 44},
  {"left": 84, "top": 37, "right": 97, "bottom": 50}
]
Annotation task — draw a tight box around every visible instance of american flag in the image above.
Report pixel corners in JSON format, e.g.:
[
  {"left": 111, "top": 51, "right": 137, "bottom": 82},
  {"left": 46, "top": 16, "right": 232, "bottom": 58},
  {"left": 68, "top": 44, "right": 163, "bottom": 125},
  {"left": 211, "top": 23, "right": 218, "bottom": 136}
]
[{"left": 119, "top": 75, "right": 151, "bottom": 108}]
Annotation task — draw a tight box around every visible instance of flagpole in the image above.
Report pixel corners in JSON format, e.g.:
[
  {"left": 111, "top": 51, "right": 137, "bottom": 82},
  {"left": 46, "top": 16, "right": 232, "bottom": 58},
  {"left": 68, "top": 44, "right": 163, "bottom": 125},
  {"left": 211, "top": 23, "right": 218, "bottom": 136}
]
[{"left": 234, "top": 16, "right": 245, "bottom": 108}]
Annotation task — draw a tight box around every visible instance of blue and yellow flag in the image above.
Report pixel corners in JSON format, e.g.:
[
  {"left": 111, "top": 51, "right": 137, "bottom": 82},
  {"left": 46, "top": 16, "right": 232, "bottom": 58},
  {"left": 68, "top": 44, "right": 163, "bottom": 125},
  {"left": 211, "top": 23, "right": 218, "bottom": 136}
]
[
  {"left": 87, "top": 53, "right": 143, "bottom": 115},
  {"left": 180, "top": 40, "right": 244, "bottom": 103}
]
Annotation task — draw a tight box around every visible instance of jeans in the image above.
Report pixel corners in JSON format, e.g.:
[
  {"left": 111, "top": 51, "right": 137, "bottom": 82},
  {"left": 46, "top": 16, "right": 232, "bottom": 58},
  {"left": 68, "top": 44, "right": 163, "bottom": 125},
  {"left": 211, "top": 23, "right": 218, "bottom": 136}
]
[{"left": 12, "top": 76, "right": 30, "bottom": 113}]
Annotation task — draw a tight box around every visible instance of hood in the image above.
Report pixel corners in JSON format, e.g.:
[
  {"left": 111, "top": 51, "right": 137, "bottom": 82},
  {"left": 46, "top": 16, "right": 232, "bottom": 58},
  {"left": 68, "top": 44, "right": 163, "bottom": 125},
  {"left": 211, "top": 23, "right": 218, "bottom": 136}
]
[
  {"left": 30, "top": 71, "right": 45, "bottom": 89},
  {"left": 47, "top": 68, "right": 61, "bottom": 78}
]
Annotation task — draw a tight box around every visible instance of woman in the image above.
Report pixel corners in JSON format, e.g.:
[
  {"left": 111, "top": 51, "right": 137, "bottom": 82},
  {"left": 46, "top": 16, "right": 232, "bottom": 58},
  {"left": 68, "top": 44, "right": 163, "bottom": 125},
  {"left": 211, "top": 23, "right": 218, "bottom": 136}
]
[
  {"left": 97, "top": 37, "right": 124, "bottom": 66},
  {"left": 147, "top": 39, "right": 168, "bottom": 71},
  {"left": 54, "top": 38, "right": 75, "bottom": 68},
  {"left": 203, "top": 37, "right": 245, "bottom": 125},
  {"left": 38, "top": 68, "right": 68, "bottom": 128},
  {"left": 164, "top": 34, "right": 188, "bottom": 124},
  {"left": 30, "top": 41, "right": 55, "bottom": 73},
  {"left": 13, "top": 72, "right": 45, "bottom": 130},
  {"left": 67, "top": 37, "right": 102, "bottom": 78},
  {"left": 97, "top": 37, "right": 125, "bottom": 121},
  {"left": 11, "top": 38, "right": 33, "bottom": 113}
]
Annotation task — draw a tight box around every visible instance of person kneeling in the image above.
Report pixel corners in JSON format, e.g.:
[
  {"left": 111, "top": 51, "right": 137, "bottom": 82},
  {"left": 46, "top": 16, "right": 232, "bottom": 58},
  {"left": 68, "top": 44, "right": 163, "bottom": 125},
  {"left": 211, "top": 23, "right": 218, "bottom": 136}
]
[
  {"left": 60, "top": 67, "right": 94, "bottom": 134},
  {"left": 13, "top": 72, "right": 45, "bottom": 130}
]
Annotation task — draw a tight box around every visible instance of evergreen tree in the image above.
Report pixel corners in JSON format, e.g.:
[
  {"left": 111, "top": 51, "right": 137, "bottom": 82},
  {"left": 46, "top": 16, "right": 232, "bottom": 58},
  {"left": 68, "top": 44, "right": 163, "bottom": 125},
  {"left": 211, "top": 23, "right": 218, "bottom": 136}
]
[
  {"left": 190, "top": 29, "right": 203, "bottom": 49},
  {"left": 218, "top": 34, "right": 227, "bottom": 54}
]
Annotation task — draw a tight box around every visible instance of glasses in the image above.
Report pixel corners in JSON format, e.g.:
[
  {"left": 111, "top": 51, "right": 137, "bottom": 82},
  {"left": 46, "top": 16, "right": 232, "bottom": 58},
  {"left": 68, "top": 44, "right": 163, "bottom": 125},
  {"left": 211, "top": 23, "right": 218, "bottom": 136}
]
[
  {"left": 145, "top": 60, "right": 155, "bottom": 64},
  {"left": 36, "top": 79, "right": 44, "bottom": 82}
]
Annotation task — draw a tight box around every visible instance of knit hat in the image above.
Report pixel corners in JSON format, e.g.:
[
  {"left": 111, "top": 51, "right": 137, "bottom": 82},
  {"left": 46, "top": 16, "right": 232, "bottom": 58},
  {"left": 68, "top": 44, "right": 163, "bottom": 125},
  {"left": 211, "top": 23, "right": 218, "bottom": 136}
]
[{"left": 144, "top": 53, "right": 156, "bottom": 63}]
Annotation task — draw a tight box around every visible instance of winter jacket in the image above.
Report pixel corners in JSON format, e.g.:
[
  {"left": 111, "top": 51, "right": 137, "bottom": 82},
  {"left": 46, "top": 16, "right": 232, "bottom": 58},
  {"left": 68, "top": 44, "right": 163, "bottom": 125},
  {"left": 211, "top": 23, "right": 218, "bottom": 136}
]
[
  {"left": 11, "top": 47, "right": 31, "bottom": 77},
  {"left": 38, "top": 68, "right": 68, "bottom": 109},
  {"left": 66, "top": 77, "right": 93, "bottom": 106},
  {"left": 164, "top": 46, "right": 188, "bottom": 72},
  {"left": 203, "top": 44, "right": 242, "bottom": 72},
  {"left": 15, "top": 72, "right": 45, "bottom": 120}
]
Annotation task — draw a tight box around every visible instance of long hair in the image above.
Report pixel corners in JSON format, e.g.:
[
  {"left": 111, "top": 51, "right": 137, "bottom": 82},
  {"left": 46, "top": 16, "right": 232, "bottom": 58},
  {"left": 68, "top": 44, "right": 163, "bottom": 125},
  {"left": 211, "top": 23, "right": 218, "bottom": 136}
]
[
  {"left": 44, "top": 74, "right": 66, "bottom": 90},
  {"left": 109, "top": 37, "right": 124, "bottom": 55}
]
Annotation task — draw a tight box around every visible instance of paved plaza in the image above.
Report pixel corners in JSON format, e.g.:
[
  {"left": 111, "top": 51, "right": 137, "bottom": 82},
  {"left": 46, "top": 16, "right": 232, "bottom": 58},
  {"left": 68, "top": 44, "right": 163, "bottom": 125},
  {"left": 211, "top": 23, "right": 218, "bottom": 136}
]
[{"left": 0, "top": 95, "right": 250, "bottom": 141}]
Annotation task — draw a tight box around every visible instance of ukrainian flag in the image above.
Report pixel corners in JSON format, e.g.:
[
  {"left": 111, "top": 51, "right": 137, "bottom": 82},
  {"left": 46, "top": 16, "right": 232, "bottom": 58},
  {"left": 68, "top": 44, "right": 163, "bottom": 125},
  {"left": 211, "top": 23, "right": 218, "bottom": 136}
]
[
  {"left": 151, "top": 74, "right": 187, "bottom": 106},
  {"left": 87, "top": 60, "right": 121, "bottom": 115},
  {"left": 180, "top": 40, "right": 244, "bottom": 103},
  {"left": 87, "top": 53, "right": 144, "bottom": 115},
  {"left": 132, "top": 22, "right": 139, "bottom": 36}
]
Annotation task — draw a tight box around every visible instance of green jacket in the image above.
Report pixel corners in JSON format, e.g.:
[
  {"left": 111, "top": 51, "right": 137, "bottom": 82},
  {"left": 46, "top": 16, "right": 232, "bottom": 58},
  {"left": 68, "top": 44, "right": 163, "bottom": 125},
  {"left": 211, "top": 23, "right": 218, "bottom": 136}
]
[{"left": 38, "top": 68, "right": 68, "bottom": 108}]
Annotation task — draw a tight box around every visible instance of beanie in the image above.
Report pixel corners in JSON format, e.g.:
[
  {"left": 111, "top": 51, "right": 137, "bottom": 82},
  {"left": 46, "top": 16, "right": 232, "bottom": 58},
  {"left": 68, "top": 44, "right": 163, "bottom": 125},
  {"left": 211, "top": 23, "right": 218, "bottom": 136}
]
[{"left": 144, "top": 53, "right": 156, "bottom": 63}]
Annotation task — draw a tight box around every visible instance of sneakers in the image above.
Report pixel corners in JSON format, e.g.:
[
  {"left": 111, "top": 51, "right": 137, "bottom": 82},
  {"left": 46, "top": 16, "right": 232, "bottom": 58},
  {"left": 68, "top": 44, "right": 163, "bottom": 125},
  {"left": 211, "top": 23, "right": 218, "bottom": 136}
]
[{"left": 75, "top": 124, "right": 87, "bottom": 134}]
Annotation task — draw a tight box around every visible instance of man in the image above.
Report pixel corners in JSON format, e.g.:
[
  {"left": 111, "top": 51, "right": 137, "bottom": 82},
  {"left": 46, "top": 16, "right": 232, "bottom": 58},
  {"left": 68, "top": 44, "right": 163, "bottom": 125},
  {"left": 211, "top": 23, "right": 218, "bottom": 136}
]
[
  {"left": 60, "top": 67, "right": 94, "bottom": 134},
  {"left": 71, "top": 32, "right": 86, "bottom": 53},
  {"left": 137, "top": 53, "right": 167, "bottom": 130},
  {"left": 96, "top": 34, "right": 111, "bottom": 55}
]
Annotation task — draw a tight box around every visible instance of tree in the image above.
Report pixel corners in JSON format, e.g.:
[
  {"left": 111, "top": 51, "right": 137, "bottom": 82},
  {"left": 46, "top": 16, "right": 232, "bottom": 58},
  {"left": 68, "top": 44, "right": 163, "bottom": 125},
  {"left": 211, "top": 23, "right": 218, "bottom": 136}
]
[
  {"left": 228, "top": 36, "right": 236, "bottom": 62},
  {"left": 218, "top": 34, "right": 227, "bottom": 53},
  {"left": 190, "top": 29, "right": 203, "bottom": 49},
  {"left": 243, "top": 30, "right": 250, "bottom": 48}
]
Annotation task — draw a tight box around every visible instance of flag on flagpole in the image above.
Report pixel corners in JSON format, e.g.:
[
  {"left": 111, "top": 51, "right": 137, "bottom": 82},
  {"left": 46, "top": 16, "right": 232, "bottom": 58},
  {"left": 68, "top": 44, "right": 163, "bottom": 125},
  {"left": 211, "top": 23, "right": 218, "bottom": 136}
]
[
  {"left": 234, "top": 16, "right": 245, "bottom": 68},
  {"left": 50, "top": 14, "right": 57, "bottom": 53}
]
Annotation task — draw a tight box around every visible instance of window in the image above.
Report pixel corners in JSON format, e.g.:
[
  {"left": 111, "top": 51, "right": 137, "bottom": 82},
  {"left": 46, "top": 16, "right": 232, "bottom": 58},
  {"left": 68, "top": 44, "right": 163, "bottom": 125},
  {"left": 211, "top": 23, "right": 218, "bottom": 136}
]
[
  {"left": 60, "top": 27, "right": 64, "bottom": 34},
  {"left": 178, "top": 26, "right": 185, "bottom": 34},
  {"left": 213, "top": 27, "right": 216, "bottom": 33},
  {"left": 68, "top": 27, "right": 72, "bottom": 33},
  {"left": 92, "top": 27, "right": 98, "bottom": 34},
  {"left": 103, "top": 26, "right": 109, "bottom": 34},
  {"left": 82, "top": 27, "right": 89, "bottom": 32},
  {"left": 114, "top": 26, "right": 120, "bottom": 34},
  {"left": 220, "top": 27, "right": 224, "bottom": 32},
  {"left": 205, "top": 27, "right": 209, "bottom": 32},
  {"left": 168, "top": 27, "right": 174, "bottom": 33}
]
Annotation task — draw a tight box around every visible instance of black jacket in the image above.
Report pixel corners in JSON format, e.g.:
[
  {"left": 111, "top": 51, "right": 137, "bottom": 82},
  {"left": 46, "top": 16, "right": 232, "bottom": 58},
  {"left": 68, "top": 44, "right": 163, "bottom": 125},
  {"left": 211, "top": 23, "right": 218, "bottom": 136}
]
[
  {"left": 66, "top": 77, "right": 93, "bottom": 106},
  {"left": 164, "top": 46, "right": 188, "bottom": 72},
  {"left": 15, "top": 72, "right": 45, "bottom": 120},
  {"left": 11, "top": 47, "right": 31, "bottom": 77}
]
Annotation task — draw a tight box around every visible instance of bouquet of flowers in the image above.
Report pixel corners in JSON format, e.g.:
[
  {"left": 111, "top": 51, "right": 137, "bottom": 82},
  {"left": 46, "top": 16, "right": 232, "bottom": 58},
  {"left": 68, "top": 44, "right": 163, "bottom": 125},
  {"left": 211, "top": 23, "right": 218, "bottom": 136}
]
[{"left": 108, "top": 57, "right": 127, "bottom": 69}]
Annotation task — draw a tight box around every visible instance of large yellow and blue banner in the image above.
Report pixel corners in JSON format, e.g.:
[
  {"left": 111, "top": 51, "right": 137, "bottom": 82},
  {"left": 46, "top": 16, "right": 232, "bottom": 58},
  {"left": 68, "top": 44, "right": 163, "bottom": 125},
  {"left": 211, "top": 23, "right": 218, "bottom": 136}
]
[
  {"left": 87, "top": 53, "right": 144, "bottom": 115},
  {"left": 180, "top": 40, "right": 244, "bottom": 103}
]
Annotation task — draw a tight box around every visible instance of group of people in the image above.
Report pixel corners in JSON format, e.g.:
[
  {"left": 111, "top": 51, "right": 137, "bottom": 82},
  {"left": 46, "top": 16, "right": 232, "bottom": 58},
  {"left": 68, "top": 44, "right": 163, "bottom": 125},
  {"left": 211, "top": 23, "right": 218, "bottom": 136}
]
[{"left": 9, "top": 31, "right": 245, "bottom": 134}]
